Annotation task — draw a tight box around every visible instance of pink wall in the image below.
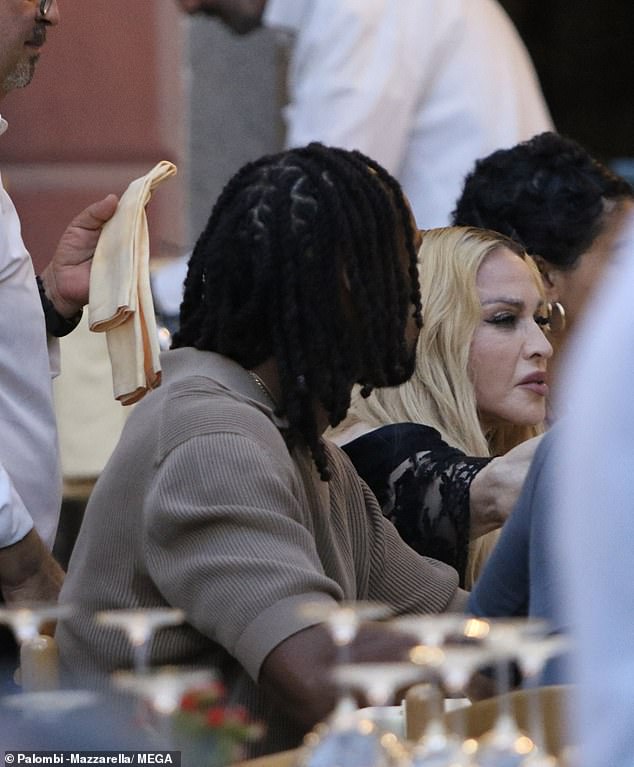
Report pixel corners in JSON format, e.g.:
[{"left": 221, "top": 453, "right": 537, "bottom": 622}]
[{"left": 0, "top": 0, "right": 187, "bottom": 273}]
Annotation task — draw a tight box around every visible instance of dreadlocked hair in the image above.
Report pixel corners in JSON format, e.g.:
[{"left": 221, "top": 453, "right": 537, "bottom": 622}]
[{"left": 172, "top": 142, "right": 422, "bottom": 480}]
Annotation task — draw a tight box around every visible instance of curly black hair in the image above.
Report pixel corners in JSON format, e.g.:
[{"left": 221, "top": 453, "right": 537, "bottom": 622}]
[
  {"left": 452, "top": 131, "right": 633, "bottom": 270},
  {"left": 172, "top": 142, "right": 422, "bottom": 480}
]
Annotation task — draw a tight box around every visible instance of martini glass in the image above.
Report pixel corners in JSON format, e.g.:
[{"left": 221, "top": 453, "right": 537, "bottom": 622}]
[
  {"left": 96, "top": 607, "right": 185, "bottom": 674},
  {"left": 296, "top": 600, "right": 401, "bottom": 767},
  {"left": 514, "top": 634, "right": 571, "bottom": 767},
  {"left": 299, "top": 600, "right": 394, "bottom": 714},
  {"left": 334, "top": 661, "right": 424, "bottom": 710},
  {"left": 300, "top": 601, "right": 393, "bottom": 663},
  {"left": 333, "top": 662, "right": 425, "bottom": 764},
  {"left": 0, "top": 602, "right": 73, "bottom": 645},
  {"left": 430, "top": 642, "right": 495, "bottom": 766},
  {"left": 391, "top": 614, "right": 475, "bottom": 767},
  {"left": 391, "top": 614, "right": 474, "bottom": 650},
  {"left": 0, "top": 602, "right": 74, "bottom": 691},
  {"left": 473, "top": 617, "right": 549, "bottom": 767},
  {"left": 112, "top": 666, "right": 216, "bottom": 748}
]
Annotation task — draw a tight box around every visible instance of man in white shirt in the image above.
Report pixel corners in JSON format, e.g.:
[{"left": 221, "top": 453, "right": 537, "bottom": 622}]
[
  {"left": 176, "top": 0, "right": 553, "bottom": 227},
  {"left": 0, "top": 0, "right": 117, "bottom": 612}
]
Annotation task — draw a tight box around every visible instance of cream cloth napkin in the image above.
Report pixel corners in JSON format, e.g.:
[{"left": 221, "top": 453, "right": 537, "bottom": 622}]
[{"left": 88, "top": 161, "right": 177, "bottom": 405}]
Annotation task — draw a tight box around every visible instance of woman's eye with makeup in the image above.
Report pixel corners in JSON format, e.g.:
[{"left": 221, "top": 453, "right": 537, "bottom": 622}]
[{"left": 486, "top": 312, "right": 518, "bottom": 327}]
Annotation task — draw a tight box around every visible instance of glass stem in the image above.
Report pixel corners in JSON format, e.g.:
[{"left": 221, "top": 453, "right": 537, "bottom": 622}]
[
  {"left": 494, "top": 658, "right": 519, "bottom": 738},
  {"left": 133, "top": 639, "right": 150, "bottom": 674},
  {"left": 332, "top": 638, "right": 358, "bottom": 726},
  {"left": 420, "top": 685, "right": 449, "bottom": 747},
  {"left": 527, "top": 678, "right": 546, "bottom": 754}
]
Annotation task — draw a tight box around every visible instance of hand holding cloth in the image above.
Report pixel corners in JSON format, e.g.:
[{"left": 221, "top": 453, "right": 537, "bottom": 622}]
[{"left": 88, "top": 161, "right": 177, "bottom": 405}]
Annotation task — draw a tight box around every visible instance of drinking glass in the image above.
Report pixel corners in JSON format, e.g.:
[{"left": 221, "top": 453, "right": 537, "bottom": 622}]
[
  {"left": 112, "top": 666, "right": 215, "bottom": 748},
  {"left": 335, "top": 661, "right": 424, "bottom": 711},
  {"left": 0, "top": 602, "right": 74, "bottom": 690},
  {"left": 514, "top": 634, "right": 570, "bottom": 767},
  {"left": 432, "top": 642, "right": 496, "bottom": 766},
  {"left": 333, "top": 662, "right": 424, "bottom": 764},
  {"left": 299, "top": 600, "right": 394, "bottom": 720},
  {"left": 391, "top": 614, "right": 474, "bottom": 650},
  {"left": 296, "top": 601, "right": 403, "bottom": 767},
  {"left": 300, "top": 601, "right": 393, "bottom": 662},
  {"left": 0, "top": 602, "right": 73, "bottom": 645},
  {"left": 96, "top": 607, "right": 185, "bottom": 674},
  {"left": 392, "top": 614, "right": 476, "bottom": 767},
  {"left": 472, "top": 618, "right": 549, "bottom": 767}
]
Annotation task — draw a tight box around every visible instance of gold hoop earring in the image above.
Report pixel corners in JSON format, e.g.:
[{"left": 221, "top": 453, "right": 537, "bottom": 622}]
[{"left": 548, "top": 301, "right": 566, "bottom": 333}]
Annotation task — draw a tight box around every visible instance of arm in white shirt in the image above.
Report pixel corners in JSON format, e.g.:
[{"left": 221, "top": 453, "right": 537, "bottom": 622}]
[
  {"left": 0, "top": 461, "right": 34, "bottom": 548},
  {"left": 0, "top": 461, "right": 64, "bottom": 605}
]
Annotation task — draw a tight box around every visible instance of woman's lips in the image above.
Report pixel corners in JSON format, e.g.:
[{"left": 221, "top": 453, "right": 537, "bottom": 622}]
[
  {"left": 518, "top": 381, "right": 549, "bottom": 397},
  {"left": 517, "top": 372, "right": 549, "bottom": 396}
]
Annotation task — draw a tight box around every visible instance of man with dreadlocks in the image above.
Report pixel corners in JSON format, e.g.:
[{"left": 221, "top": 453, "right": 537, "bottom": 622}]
[{"left": 57, "top": 143, "right": 465, "bottom": 756}]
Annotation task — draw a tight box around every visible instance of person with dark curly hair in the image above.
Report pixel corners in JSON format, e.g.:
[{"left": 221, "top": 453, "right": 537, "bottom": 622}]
[
  {"left": 453, "top": 131, "right": 634, "bottom": 356},
  {"left": 56, "top": 143, "right": 467, "bottom": 757},
  {"left": 455, "top": 134, "right": 634, "bottom": 683}
]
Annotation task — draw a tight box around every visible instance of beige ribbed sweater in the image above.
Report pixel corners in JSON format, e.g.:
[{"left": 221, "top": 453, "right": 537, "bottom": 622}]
[{"left": 57, "top": 348, "right": 459, "bottom": 755}]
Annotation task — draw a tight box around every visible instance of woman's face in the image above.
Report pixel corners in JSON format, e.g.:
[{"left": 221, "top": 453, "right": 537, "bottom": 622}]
[{"left": 469, "top": 246, "right": 553, "bottom": 430}]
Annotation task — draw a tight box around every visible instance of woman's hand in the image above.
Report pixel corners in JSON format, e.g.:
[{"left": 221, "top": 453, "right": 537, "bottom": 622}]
[{"left": 469, "top": 434, "right": 544, "bottom": 539}]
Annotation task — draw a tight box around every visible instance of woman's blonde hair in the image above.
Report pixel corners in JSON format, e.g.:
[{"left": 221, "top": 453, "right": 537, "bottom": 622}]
[{"left": 341, "top": 226, "right": 546, "bottom": 457}]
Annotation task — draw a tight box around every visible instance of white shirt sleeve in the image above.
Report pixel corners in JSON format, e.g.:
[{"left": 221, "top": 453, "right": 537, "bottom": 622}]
[{"left": 0, "top": 460, "right": 34, "bottom": 548}]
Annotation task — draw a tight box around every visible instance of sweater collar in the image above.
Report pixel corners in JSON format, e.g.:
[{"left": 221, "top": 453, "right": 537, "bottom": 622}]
[{"left": 161, "top": 347, "right": 287, "bottom": 427}]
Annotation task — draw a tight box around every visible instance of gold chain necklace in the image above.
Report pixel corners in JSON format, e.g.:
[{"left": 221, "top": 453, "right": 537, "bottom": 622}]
[{"left": 248, "top": 370, "right": 278, "bottom": 408}]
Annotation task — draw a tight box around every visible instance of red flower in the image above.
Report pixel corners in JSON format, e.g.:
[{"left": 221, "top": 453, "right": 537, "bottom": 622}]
[
  {"left": 180, "top": 692, "right": 199, "bottom": 712},
  {"left": 206, "top": 707, "right": 226, "bottom": 727},
  {"left": 174, "top": 681, "right": 264, "bottom": 746}
]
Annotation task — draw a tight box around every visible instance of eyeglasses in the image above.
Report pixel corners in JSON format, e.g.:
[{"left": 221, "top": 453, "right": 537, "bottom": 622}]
[{"left": 37, "top": 0, "right": 53, "bottom": 17}]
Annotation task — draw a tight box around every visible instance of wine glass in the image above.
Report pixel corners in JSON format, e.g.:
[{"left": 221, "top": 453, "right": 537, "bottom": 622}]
[
  {"left": 472, "top": 617, "right": 549, "bottom": 767},
  {"left": 96, "top": 607, "right": 185, "bottom": 674},
  {"left": 0, "top": 602, "right": 74, "bottom": 691},
  {"left": 335, "top": 660, "right": 425, "bottom": 732},
  {"left": 296, "top": 600, "right": 402, "bottom": 767},
  {"left": 514, "top": 634, "right": 571, "bottom": 767},
  {"left": 334, "top": 662, "right": 425, "bottom": 764},
  {"left": 299, "top": 600, "right": 394, "bottom": 717},
  {"left": 430, "top": 642, "right": 495, "bottom": 766},
  {"left": 300, "top": 600, "right": 393, "bottom": 662},
  {"left": 335, "top": 661, "right": 424, "bottom": 710},
  {"left": 0, "top": 602, "right": 73, "bottom": 644},
  {"left": 391, "top": 614, "right": 475, "bottom": 650},
  {"left": 112, "top": 665, "right": 216, "bottom": 748},
  {"left": 391, "top": 614, "right": 476, "bottom": 766}
]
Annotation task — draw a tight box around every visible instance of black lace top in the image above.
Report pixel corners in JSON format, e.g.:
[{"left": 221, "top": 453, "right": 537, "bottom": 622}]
[{"left": 342, "top": 422, "right": 491, "bottom": 586}]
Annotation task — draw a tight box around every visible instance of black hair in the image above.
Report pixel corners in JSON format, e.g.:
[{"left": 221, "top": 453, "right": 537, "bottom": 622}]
[
  {"left": 172, "top": 142, "right": 422, "bottom": 480},
  {"left": 452, "top": 132, "right": 633, "bottom": 270}
]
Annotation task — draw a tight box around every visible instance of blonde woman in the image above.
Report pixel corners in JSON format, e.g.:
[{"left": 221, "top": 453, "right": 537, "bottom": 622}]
[{"left": 332, "top": 227, "right": 552, "bottom": 587}]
